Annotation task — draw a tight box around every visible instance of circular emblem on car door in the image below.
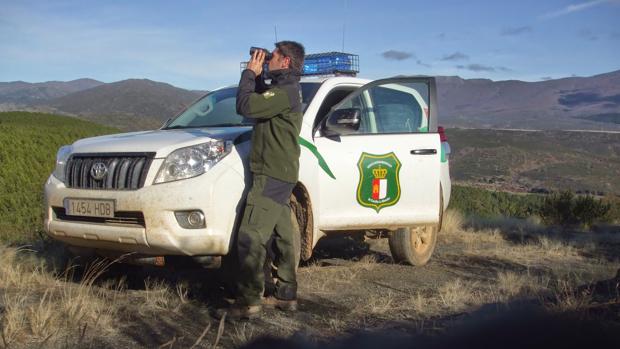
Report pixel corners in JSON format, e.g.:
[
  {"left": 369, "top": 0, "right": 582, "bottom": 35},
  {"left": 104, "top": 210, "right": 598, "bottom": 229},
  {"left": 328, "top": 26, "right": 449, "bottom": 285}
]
[{"left": 90, "top": 162, "right": 108, "bottom": 180}]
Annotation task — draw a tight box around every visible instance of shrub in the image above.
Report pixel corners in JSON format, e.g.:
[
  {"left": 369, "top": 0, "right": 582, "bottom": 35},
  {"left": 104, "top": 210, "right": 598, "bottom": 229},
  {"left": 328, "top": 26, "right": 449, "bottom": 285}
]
[
  {"left": 539, "top": 191, "right": 611, "bottom": 229},
  {"left": 449, "top": 185, "right": 542, "bottom": 218}
]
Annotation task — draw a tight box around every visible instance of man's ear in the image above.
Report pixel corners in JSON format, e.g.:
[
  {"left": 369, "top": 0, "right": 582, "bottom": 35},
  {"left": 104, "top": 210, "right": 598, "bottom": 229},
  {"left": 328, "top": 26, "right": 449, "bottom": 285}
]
[{"left": 283, "top": 56, "right": 291, "bottom": 69}]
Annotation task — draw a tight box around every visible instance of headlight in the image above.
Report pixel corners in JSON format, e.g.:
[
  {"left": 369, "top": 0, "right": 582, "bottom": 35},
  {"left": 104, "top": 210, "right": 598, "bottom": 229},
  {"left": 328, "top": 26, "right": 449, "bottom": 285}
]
[
  {"left": 154, "top": 140, "right": 232, "bottom": 184},
  {"left": 53, "top": 145, "right": 72, "bottom": 182}
]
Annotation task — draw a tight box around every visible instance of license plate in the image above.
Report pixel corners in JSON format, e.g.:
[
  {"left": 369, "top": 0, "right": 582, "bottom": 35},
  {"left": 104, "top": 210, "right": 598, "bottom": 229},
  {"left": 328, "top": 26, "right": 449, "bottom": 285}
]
[{"left": 64, "top": 199, "right": 115, "bottom": 218}]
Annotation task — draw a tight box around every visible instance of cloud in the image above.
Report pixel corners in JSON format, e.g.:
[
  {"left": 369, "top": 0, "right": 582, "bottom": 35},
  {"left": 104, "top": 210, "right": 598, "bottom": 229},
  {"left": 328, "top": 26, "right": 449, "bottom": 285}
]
[
  {"left": 540, "top": 76, "right": 553, "bottom": 81},
  {"left": 540, "top": 0, "right": 615, "bottom": 19},
  {"left": 382, "top": 50, "right": 414, "bottom": 61},
  {"left": 456, "top": 64, "right": 495, "bottom": 72},
  {"left": 441, "top": 52, "right": 469, "bottom": 61},
  {"left": 417, "top": 60, "right": 432, "bottom": 68},
  {"left": 437, "top": 32, "right": 446, "bottom": 40},
  {"left": 456, "top": 64, "right": 512, "bottom": 72},
  {"left": 578, "top": 29, "right": 599, "bottom": 41},
  {"left": 501, "top": 26, "right": 533, "bottom": 36}
]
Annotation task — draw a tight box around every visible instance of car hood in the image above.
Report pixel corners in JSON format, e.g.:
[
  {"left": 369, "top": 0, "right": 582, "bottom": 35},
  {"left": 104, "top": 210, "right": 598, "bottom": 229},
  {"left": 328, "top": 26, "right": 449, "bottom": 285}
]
[{"left": 71, "top": 127, "right": 252, "bottom": 158}]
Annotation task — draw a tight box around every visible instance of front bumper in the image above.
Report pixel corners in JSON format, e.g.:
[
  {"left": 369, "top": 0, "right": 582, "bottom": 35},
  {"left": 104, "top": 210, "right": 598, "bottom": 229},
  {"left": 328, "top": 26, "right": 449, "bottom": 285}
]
[{"left": 44, "top": 160, "right": 246, "bottom": 256}]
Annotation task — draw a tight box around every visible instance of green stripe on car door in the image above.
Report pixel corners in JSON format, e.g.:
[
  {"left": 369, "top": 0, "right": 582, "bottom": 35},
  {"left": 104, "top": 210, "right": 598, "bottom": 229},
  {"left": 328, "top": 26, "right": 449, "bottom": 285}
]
[{"left": 298, "top": 137, "right": 336, "bottom": 179}]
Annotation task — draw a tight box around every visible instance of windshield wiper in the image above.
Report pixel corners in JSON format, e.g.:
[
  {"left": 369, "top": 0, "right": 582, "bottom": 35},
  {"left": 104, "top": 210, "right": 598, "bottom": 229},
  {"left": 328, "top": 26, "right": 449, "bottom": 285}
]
[
  {"left": 163, "top": 125, "right": 189, "bottom": 130},
  {"left": 164, "top": 123, "right": 253, "bottom": 129},
  {"left": 204, "top": 123, "right": 254, "bottom": 127}
]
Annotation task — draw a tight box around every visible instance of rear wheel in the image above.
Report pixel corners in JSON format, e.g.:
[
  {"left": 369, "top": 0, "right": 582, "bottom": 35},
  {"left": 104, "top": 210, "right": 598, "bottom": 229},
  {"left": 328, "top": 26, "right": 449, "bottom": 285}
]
[
  {"left": 388, "top": 225, "right": 438, "bottom": 266},
  {"left": 388, "top": 189, "right": 443, "bottom": 266}
]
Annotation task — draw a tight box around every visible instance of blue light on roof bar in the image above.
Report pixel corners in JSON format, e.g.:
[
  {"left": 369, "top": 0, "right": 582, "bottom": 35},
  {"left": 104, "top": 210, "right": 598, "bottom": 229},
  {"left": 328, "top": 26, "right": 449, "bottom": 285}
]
[
  {"left": 240, "top": 51, "right": 360, "bottom": 76},
  {"left": 303, "top": 52, "right": 359, "bottom": 76}
]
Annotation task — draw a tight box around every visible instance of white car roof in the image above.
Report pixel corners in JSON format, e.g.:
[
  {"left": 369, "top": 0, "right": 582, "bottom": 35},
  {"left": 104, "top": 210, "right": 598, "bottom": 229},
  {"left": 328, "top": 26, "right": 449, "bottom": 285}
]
[
  {"left": 300, "top": 76, "right": 371, "bottom": 84},
  {"left": 215, "top": 75, "right": 372, "bottom": 91}
]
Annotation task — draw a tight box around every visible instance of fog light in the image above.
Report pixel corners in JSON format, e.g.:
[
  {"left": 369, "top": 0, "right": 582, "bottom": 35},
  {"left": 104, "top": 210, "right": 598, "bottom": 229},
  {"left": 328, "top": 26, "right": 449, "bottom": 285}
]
[
  {"left": 188, "top": 211, "right": 204, "bottom": 226},
  {"left": 175, "top": 210, "right": 206, "bottom": 229}
]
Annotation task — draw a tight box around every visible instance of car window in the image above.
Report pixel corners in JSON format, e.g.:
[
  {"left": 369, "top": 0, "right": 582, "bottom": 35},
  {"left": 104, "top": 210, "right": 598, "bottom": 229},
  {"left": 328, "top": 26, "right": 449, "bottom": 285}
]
[
  {"left": 371, "top": 86, "right": 423, "bottom": 133},
  {"left": 328, "top": 82, "right": 429, "bottom": 135},
  {"left": 313, "top": 87, "right": 357, "bottom": 130}
]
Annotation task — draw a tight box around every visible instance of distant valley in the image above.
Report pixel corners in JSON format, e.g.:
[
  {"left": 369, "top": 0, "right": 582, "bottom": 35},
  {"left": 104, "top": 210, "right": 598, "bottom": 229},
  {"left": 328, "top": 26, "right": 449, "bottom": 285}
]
[{"left": 1, "top": 70, "right": 619, "bottom": 131}]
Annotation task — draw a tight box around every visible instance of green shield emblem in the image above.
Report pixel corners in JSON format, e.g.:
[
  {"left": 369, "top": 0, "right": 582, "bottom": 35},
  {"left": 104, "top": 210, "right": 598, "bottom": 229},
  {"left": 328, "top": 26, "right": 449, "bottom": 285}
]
[{"left": 356, "top": 152, "right": 402, "bottom": 212}]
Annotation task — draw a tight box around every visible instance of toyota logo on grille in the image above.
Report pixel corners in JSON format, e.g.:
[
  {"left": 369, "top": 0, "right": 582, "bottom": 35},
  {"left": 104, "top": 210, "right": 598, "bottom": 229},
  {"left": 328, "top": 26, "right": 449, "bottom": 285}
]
[{"left": 90, "top": 162, "right": 108, "bottom": 180}]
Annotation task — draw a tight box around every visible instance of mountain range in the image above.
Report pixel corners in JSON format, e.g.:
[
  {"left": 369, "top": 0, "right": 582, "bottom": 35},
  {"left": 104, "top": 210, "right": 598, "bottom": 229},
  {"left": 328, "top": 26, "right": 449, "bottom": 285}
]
[
  {"left": 436, "top": 70, "right": 620, "bottom": 130},
  {"left": 1, "top": 70, "right": 619, "bottom": 131}
]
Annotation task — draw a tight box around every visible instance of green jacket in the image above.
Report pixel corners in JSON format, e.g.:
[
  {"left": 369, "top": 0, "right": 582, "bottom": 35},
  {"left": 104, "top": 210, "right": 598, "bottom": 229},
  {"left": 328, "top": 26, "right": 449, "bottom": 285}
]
[{"left": 236, "top": 69, "right": 303, "bottom": 184}]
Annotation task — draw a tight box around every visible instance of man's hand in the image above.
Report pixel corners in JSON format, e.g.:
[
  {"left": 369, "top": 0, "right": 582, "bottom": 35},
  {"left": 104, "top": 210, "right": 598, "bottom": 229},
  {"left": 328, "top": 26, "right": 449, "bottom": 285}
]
[{"left": 247, "top": 50, "right": 265, "bottom": 76}]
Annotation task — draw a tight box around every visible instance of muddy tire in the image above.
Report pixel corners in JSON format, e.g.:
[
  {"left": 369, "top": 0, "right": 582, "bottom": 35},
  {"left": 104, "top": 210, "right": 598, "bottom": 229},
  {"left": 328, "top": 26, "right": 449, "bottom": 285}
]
[
  {"left": 388, "top": 225, "right": 438, "bottom": 266},
  {"left": 291, "top": 209, "right": 301, "bottom": 268},
  {"left": 389, "top": 188, "right": 443, "bottom": 266}
]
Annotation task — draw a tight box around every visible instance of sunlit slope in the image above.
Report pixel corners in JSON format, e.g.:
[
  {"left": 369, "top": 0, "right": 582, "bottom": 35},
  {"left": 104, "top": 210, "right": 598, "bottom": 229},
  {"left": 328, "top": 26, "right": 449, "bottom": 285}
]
[
  {"left": 0, "top": 112, "right": 118, "bottom": 242},
  {"left": 448, "top": 128, "right": 620, "bottom": 195}
]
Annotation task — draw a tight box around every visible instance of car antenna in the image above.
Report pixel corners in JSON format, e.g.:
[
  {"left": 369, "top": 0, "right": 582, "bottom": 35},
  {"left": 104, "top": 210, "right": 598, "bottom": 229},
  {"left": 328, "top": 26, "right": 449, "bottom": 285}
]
[
  {"left": 341, "top": 0, "right": 347, "bottom": 51},
  {"left": 274, "top": 25, "right": 278, "bottom": 42}
]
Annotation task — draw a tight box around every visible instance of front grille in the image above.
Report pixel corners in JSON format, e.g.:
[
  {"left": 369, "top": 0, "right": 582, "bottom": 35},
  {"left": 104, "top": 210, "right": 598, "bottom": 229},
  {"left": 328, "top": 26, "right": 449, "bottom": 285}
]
[
  {"left": 65, "top": 153, "right": 154, "bottom": 190},
  {"left": 53, "top": 207, "right": 146, "bottom": 227}
]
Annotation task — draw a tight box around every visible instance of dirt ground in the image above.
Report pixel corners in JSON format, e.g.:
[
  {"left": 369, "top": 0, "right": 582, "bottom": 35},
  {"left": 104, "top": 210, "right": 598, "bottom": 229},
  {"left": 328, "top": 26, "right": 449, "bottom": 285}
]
[{"left": 1, "top": 211, "right": 619, "bottom": 348}]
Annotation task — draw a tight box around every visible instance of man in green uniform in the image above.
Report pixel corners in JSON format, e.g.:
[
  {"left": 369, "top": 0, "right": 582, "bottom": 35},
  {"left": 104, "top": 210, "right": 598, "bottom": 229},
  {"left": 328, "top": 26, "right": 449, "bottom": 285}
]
[{"left": 221, "top": 41, "right": 305, "bottom": 320}]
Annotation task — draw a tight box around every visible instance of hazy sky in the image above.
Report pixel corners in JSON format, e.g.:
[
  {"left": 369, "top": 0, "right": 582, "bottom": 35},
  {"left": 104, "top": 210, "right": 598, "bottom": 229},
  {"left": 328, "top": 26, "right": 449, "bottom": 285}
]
[{"left": 1, "top": 0, "right": 619, "bottom": 90}]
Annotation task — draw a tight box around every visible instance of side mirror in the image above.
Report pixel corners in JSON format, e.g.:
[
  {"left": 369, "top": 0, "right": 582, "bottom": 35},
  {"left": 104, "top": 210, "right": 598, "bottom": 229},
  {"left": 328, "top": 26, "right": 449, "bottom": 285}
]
[{"left": 323, "top": 108, "right": 361, "bottom": 136}]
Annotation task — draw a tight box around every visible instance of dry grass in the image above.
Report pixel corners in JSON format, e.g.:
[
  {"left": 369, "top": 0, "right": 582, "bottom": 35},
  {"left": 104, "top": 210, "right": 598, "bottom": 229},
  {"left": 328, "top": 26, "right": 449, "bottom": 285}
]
[
  {"left": 443, "top": 217, "right": 585, "bottom": 268},
  {"left": 299, "top": 255, "right": 379, "bottom": 295},
  {"left": 490, "top": 271, "right": 551, "bottom": 304},
  {"left": 542, "top": 279, "right": 595, "bottom": 315},
  {"left": 1, "top": 212, "right": 618, "bottom": 348},
  {"left": 441, "top": 209, "right": 464, "bottom": 235},
  {"left": 0, "top": 246, "right": 178, "bottom": 348},
  {"left": 352, "top": 291, "right": 396, "bottom": 316},
  {"left": 297, "top": 260, "right": 334, "bottom": 294},
  {"left": 229, "top": 323, "right": 258, "bottom": 347},
  {"left": 142, "top": 278, "right": 175, "bottom": 312},
  {"left": 438, "top": 279, "right": 474, "bottom": 311}
]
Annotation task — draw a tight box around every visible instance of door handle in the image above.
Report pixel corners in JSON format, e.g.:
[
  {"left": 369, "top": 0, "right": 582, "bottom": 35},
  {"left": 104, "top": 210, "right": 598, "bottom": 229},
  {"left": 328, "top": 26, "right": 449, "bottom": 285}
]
[{"left": 410, "top": 149, "right": 437, "bottom": 155}]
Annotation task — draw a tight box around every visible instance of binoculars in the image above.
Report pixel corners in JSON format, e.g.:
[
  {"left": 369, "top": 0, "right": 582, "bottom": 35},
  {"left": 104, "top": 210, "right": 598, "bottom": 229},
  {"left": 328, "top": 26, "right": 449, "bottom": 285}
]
[{"left": 249, "top": 47, "right": 273, "bottom": 61}]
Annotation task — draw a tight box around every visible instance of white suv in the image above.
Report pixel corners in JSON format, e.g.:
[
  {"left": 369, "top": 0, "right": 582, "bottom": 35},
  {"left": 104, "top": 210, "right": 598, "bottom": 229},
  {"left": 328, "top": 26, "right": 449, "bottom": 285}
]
[{"left": 44, "top": 76, "right": 451, "bottom": 267}]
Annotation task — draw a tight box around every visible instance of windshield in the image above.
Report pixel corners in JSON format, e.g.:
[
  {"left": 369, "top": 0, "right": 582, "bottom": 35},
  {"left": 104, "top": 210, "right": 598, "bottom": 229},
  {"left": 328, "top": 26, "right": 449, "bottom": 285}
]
[{"left": 165, "top": 82, "right": 321, "bottom": 129}]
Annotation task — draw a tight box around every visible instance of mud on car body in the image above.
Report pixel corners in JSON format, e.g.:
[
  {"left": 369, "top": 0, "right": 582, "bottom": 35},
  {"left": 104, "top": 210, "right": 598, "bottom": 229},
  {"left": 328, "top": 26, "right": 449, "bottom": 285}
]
[{"left": 44, "top": 53, "right": 451, "bottom": 268}]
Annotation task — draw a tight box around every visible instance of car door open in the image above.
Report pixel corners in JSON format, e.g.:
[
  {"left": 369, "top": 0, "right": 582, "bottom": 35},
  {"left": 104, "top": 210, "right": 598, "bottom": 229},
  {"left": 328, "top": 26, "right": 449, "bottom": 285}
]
[{"left": 313, "top": 77, "right": 441, "bottom": 231}]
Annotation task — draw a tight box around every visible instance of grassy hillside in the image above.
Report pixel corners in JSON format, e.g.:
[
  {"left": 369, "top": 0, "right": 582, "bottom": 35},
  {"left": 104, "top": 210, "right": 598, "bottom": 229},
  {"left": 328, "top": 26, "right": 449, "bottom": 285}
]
[
  {"left": 447, "top": 128, "right": 620, "bottom": 195},
  {"left": 1, "top": 113, "right": 616, "bottom": 244},
  {"left": 0, "top": 112, "right": 118, "bottom": 243}
]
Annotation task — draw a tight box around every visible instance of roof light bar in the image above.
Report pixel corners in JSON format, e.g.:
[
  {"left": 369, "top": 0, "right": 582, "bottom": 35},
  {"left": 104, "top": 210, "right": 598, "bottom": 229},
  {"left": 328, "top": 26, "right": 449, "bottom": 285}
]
[
  {"left": 240, "top": 51, "right": 360, "bottom": 77},
  {"left": 302, "top": 52, "right": 359, "bottom": 76}
]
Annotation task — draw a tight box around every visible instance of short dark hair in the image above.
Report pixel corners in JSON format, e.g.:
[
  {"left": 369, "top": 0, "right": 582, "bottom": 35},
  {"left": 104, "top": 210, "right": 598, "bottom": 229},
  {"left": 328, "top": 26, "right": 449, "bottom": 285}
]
[{"left": 275, "top": 41, "right": 305, "bottom": 75}]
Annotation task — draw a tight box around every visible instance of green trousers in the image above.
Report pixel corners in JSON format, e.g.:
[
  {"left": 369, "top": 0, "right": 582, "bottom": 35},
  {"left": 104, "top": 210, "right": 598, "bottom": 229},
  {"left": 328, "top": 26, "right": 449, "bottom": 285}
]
[{"left": 236, "top": 174, "right": 298, "bottom": 306}]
